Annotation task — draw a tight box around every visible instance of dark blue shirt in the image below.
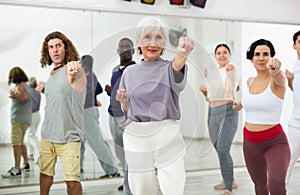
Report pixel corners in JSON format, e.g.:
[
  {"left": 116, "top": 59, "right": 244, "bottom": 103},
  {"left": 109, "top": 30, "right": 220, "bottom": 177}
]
[
  {"left": 108, "top": 62, "right": 135, "bottom": 116},
  {"left": 84, "top": 71, "right": 103, "bottom": 109},
  {"left": 31, "top": 88, "right": 41, "bottom": 112}
]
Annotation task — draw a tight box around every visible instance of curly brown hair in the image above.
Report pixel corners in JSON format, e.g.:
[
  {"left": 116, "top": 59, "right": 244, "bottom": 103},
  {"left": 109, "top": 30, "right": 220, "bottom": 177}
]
[
  {"left": 40, "top": 31, "right": 80, "bottom": 68},
  {"left": 8, "top": 66, "right": 29, "bottom": 85}
]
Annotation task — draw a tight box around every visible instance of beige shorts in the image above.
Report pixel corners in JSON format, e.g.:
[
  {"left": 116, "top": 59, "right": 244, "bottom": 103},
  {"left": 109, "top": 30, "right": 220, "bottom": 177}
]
[
  {"left": 39, "top": 138, "right": 81, "bottom": 182},
  {"left": 11, "top": 122, "right": 29, "bottom": 146}
]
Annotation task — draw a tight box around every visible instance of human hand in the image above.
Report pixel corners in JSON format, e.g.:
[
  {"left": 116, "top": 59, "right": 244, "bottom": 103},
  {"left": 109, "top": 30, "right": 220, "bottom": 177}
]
[
  {"left": 105, "top": 84, "right": 111, "bottom": 95},
  {"left": 232, "top": 101, "right": 243, "bottom": 111},
  {"left": 267, "top": 58, "right": 281, "bottom": 71},
  {"left": 285, "top": 69, "right": 294, "bottom": 79},
  {"left": 199, "top": 85, "right": 207, "bottom": 94},
  {"left": 225, "top": 63, "right": 235, "bottom": 72},
  {"left": 9, "top": 87, "right": 20, "bottom": 98},
  {"left": 267, "top": 58, "right": 281, "bottom": 77},
  {"left": 67, "top": 61, "right": 81, "bottom": 78},
  {"left": 177, "top": 37, "right": 195, "bottom": 57},
  {"left": 116, "top": 89, "right": 129, "bottom": 103},
  {"left": 37, "top": 81, "right": 45, "bottom": 93}
]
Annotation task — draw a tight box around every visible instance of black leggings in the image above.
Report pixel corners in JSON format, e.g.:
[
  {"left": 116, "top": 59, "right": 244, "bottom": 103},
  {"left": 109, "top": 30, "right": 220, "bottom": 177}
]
[{"left": 243, "top": 131, "right": 290, "bottom": 195}]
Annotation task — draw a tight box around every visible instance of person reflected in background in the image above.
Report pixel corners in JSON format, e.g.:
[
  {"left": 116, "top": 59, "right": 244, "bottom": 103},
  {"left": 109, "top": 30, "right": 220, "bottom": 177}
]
[
  {"left": 24, "top": 77, "right": 41, "bottom": 164},
  {"left": 116, "top": 17, "right": 194, "bottom": 195},
  {"left": 80, "top": 54, "right": 120, "bottom": 179},
  {"left": 37, "top": 31, "right": 86, "bottom": 195},
  {"left": 199, "top": 43, "right": 240, "bottom": 195},
  {"left": 105, "top": 37, "right": 135, "bottom": 194},
  {"left": 285, "top": 30, "right": 300, "bottom": 187},
  {"left": 1, "top": 66, "right": 32, "bottom": 178},
  {"left": 233, "top": 39, "right": 290, "bottom": 195}
]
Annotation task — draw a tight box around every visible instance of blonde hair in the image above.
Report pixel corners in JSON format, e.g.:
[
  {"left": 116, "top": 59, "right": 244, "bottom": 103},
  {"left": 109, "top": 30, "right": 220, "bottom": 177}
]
[{"left": 136, "top": 17, "right": 168, "bottom": 54}]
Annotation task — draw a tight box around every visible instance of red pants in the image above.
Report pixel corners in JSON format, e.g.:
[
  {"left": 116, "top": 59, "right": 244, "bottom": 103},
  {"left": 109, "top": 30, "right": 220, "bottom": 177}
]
[{"left": 243, "top": 124, "right": 290, "bottom": 195}]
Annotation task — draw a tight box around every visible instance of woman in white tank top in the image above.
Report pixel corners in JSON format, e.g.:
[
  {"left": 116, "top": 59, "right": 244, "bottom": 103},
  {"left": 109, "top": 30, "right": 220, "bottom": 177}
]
[{"left": 233, "top": 39, "right": 290, "bottom": 195}]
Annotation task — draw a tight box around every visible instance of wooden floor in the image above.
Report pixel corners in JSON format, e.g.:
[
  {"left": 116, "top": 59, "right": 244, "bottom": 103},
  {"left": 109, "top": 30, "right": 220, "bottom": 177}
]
[{"left": 0, "top": 138, "right": 299, "bottom": 195}]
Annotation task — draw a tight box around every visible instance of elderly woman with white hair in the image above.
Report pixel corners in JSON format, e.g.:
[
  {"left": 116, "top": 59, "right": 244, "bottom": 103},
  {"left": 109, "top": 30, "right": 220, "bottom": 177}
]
[{"left": 116, "top": 17, "right": 194, "bottom": 195}]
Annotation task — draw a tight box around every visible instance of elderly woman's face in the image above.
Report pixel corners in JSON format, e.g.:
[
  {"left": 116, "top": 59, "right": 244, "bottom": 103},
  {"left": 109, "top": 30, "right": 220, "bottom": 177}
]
[{"left": 139, "top": 29, "right": 165, "bottom": 61}]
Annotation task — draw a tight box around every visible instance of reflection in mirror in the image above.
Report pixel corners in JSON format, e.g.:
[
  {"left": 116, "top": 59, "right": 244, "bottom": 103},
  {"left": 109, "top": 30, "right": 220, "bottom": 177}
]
[{"left": 0, "top": 3, "right": 299, "bottom": 191}]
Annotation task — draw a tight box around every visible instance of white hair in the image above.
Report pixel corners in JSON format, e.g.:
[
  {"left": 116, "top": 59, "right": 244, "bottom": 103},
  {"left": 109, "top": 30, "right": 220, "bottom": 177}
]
[{"left": 135, "top": 16, "right": 168, "bottom": 46}]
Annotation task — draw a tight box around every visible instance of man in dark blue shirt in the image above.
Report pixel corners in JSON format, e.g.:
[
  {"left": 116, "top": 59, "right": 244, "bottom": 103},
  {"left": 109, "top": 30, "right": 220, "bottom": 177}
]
[
  {"left": 80, "top": 55, "right": 120, "bottom": 178},
  {"left": 105, "top": 38, "right": 135, "bottom": 195}
]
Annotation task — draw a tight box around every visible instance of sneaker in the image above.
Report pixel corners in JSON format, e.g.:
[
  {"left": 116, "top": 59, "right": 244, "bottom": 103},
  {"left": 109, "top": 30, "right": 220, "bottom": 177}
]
[
  {"left": 223, "top": 189, "right": 233, "bottom": 195},
  {"left": 117, "top": 185, "right": 123, "bottom": 191},
  {"left": 99, "top": 172, "right": 121, "bottom": 179},
  {"left": 22, "top": 163, "right": 30, "bottom": 172},
  {"left": 214, "top": 180, "right": 238, "bottom": 190},
  {"left": 1, "top": 167, "right": 21, "bottom": 178}
]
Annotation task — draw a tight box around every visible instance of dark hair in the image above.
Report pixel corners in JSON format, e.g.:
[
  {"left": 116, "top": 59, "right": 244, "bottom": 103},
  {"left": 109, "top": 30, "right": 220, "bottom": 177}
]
[
  {"left": 81, "top": 55, "right": 94, "bottom": 70},
  {"left": 29, "top": 77, "right": 37, "bottom": 88},
  {"left": 8, "top": 66, "right": 29, "bottom": 85},
  {"left": 119, "top": 38, "right": 134, "bottom": 48},
  {"left": 246, "top": 39, "right": 276, "bottom": 60},
  {"left": 214, "top": 43, "right": 231, "bottom": 55},
  {"left": 40, "top": 31, "right": 80, "bottom": 68},
  {"left": 293, "top": 30, "right": 300, "bottom": 44}
]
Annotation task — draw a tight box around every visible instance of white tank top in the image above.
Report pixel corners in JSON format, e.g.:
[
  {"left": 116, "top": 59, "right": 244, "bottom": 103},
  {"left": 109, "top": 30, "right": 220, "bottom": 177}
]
[{"left": 243, "top": 78, "right": 283, "bottom": 124}]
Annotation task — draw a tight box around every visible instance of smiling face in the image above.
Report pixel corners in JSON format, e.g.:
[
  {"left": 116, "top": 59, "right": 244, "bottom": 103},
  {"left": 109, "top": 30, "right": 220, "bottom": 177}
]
[
  {"left": 118, "top": 39, "right": 134, "bottom": 65},
  {"left": 215, "top": 46, "right": 231, "bottom": 67},
  {"left": 138, "top": 28, "right": 165, "bottom": 61},
  {"left": 47, "top": 38, "right": 66, "bottom": 66},
  {"left": 252, "top": 45, "right": 271, "bottom": 71}
]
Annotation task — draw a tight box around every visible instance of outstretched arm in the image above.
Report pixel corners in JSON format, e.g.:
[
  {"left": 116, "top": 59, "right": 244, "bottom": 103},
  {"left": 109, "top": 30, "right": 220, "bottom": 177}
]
[
  {"left": 9, "top": 85, "right": 28, "bottom": 101},
  {"left": 267, "top": 58, "right": 285, "bottom": 87},
  {"left": 67, "top": 61, "right": 87, "bottom": 92},
  {"left": 267, "top": 58, "right": 286, "bottom": 99},
  {"left": 172, "top": 37, "right": 194, "bottom": 72}
]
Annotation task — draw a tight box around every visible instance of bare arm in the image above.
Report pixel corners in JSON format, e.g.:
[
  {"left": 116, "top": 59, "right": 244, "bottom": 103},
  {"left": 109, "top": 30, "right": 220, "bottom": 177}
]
[
  {"left": 67, "top": 61, "right": 87, "bottom": 92},
  {"left": 285, "top": 69, "right": 294, "bottom": 91},
  {"left": 172, "top": 37, "right": 194, "bottom": 72},
  {"left": 267, "top": 58, "right": 286, "bottom": 99},
  {"left": 199, "top": 85, "right": 209, "bottom": 101},
  {"left": 267, "top": 58, "right": 285, "bottom": 87}
]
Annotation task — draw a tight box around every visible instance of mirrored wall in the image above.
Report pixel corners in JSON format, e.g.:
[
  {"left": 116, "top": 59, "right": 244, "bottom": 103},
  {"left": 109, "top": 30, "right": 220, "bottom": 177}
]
[{"left": 0, "top": 3, "right": 299, "bottom": 187}]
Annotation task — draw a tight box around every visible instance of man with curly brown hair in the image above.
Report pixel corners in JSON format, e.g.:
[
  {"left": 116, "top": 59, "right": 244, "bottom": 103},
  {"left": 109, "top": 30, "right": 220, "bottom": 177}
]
[{"left": 37, "top": 31, "right": 86, "bottom": 195}]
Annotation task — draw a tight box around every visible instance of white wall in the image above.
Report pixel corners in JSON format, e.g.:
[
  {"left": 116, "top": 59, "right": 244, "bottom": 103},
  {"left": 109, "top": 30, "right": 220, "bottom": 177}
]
[{"left": 1, "top": 3, "right": 299, "bottom": 145}]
